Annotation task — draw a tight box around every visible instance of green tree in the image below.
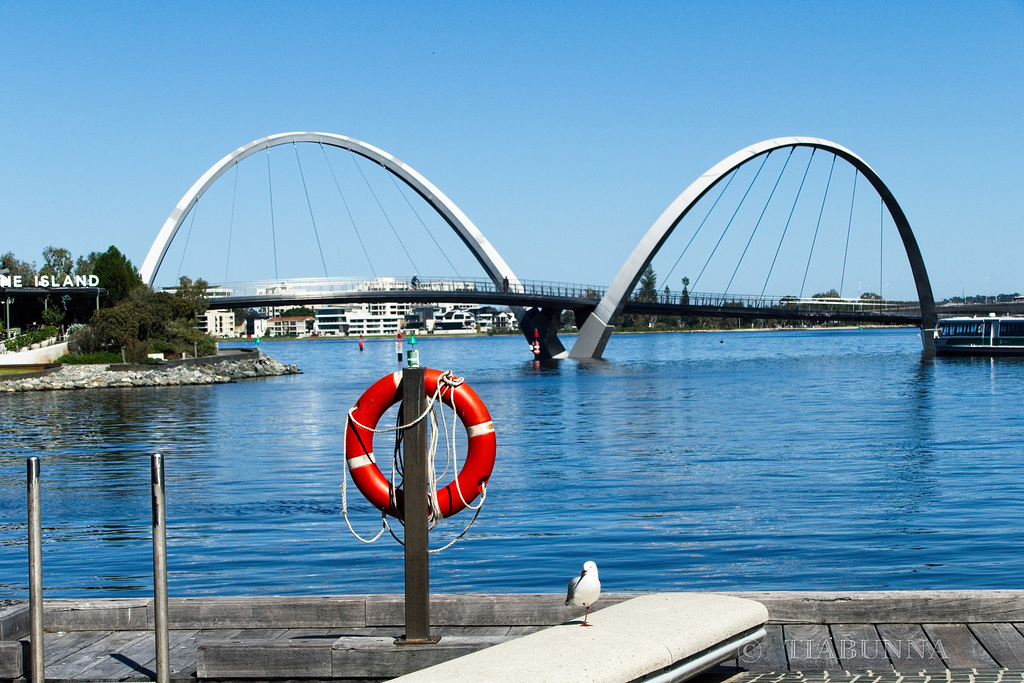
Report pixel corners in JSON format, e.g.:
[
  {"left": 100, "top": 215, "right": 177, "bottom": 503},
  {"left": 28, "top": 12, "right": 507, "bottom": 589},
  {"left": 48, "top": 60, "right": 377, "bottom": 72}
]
[
  {"left": 860, "top": 292, "right": 882, "bottom": 300},
  {"left": 812, "top": 289, "right": 841, "bottom": 299},
  {"left": 39, "top": 246, "right": 73, "bottom": 280},
  {"left": 1, "top": 252, "right": 36, "bottom": 280},
  {"left": 173, "top": 276, "right": 209, "bottom": 321},
  {"left": 93, "top": 246, "right": 144, "bottom": 304},
  {"left": 280, "top": 306, "right": 314, "bottom": 318},
  {"left": 41, "top": 305, "right": 66, "bottom": 327},
  {"left": 634, "top": 265, "right": 658, "bottom": 327},
  {"left": 90, "top": 299, "right": 151, "bottom": 352},
  {"left": 636, "top": 265, "right": 658, "bottom": 302},
  {"left": 75, "top": 251, "right": 102, "bottom": 277}
]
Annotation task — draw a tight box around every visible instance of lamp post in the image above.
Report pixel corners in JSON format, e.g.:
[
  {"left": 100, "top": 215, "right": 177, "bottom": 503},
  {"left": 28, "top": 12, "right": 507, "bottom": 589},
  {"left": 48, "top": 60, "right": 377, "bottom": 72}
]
[{"left": 0, "top": 267, "right": 8, "bottom": 336}]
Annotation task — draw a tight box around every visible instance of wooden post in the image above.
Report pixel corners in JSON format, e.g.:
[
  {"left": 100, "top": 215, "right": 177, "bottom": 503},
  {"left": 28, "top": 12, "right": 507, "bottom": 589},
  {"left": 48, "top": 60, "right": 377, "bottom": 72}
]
[
  {"left": 26, "top": 457, "right": 44, "bottom": 683},
  {"left": 396, "top": 367, "right": 438, "bottom": 644},
  {"left": 151, "top": 454, "right": 170, "bottom": 683}
]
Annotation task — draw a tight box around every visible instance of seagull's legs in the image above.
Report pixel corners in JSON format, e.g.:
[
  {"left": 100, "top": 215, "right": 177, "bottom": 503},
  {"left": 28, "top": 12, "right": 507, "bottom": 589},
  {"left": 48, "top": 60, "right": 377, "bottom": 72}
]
[{"left": 581, "top": 606, "right": 592, "bottom": 627}]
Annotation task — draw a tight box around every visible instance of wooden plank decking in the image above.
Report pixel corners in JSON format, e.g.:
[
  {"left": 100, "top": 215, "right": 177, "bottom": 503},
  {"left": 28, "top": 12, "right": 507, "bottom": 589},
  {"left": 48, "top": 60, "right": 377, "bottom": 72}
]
[{"left": 5, "top": 592, "right": 1024, "bottom": 682}]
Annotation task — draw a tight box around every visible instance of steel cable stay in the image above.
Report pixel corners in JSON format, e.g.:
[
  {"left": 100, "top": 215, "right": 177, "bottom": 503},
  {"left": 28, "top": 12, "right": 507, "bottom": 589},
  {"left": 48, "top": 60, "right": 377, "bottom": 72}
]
[
  {"left": 692, "top": 151, "right": 771, "bottom": 291},
  {"left": 348, "top": 149, "right": 421, "bottom": 275},
  {"left": 224, "top": 161, "right": 239, "bottom": 283},
  {"left": 839, "top": 170, "right": 858, "bottom": 297},
  {"left": 725, "top": 147, "right": 795, "bottom": 295},
  {"left": 663, "top": 167, "right": 738, "bottom": 288},
  {"left": 292, "top": 142, "right": 330, "bottom": 278},
  {"left": 340, "top": 371, "right": 486, "bottom": 553},
  {"left": 319, "top": 142, "right": 377, "bottom": 278},
  {"left": 176, "top": 197, "right": 200, "bottom": 280},
  {"left": 761, "top": 147, "right": 815, "bottom": 296},
  {"left": 799, "top": 154, "right": 837, "bottom": 298},
  {"left": 385, "top": 170, "right": 464, "bottom": 280},
  {"left": 266, "top": 147, "right": 279, "bottom": 281},
  {"left": 879, "top": 198, "right": 884, "bottom": 299}
]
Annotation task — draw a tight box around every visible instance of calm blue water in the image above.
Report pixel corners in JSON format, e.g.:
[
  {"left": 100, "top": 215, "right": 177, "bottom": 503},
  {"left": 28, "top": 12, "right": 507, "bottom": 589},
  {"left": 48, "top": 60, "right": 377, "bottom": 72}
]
[{"left": 2, "top": 328, "right": 1024, "bottom": 598}]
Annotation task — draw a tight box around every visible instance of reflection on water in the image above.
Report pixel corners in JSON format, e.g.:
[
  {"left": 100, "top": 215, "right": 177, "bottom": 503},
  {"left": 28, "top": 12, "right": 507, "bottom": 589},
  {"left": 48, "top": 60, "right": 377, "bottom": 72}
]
[{"left": 2, "top": 328, "right": 1024, "bottom": 597}]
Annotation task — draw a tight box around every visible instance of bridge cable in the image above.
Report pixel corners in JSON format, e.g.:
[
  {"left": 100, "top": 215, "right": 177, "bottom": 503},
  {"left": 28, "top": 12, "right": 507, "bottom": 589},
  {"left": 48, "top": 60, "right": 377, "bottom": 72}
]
[
  {"left": 349, "top": 150, "right": 421, "bottom": 274},
  {"left": 319, "top": 143, "right": 376, "bottom": 278},
  {"left": 799, "top": 153, "right": 837, "bottom": 298},
  {"left": 762, "top": 147, "right": 815, "bottom": 296},
  {"left": 224, "top": 161, "right": 239, "bottom": 283},
  {"left": 693, "top": 151, "right": 771, "bottom": 290},
  {"left": 879, "top": 198, "right": 884, "bottom": 299},
  {"left": 292, "top": 142, "right": 330, "bottom": 278},
  {"left": 266, "top": 147, "right": 280, "bottom": 280},
  {"left": 385, "top": 170, "right": 464, "bottom": 279},
  {"left": 176, "top": 198, "right": 199, "bottom": 281},
  {"left": 839, "top": 170, "right": 858, "bottom": 297},
  {"left": 726, "top": 147, "right": 794, "bottom": 295},
  {"left": 663, "top": 167, "right": 738, "bottom": 289}
]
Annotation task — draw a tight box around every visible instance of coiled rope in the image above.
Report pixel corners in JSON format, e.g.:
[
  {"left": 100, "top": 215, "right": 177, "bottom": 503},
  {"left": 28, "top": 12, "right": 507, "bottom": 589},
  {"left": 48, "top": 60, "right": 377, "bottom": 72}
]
[{"left": 340, "top": 370, "right": 487, "bottom": 552}]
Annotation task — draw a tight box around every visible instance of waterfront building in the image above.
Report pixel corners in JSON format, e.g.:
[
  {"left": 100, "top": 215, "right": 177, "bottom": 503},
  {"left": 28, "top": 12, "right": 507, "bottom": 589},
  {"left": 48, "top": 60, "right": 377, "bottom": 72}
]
[
  {"left": 267, "top": 316, "right": 314, "bottom": 337},
  {"left": 199, "top": 309, "right": 238, "bottom": 338}
]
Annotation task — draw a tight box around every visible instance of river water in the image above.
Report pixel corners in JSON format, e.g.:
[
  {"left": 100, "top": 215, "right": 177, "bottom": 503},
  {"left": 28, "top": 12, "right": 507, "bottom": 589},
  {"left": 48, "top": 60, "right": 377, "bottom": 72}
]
[{"left": 2, "top": 328, "right": 1023, "bottom": 598}]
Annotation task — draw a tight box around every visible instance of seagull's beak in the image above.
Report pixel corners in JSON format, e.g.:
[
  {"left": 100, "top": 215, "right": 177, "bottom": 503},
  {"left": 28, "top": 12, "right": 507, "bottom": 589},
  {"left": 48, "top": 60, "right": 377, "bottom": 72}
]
[{"left": 580, "top": 569, "right": 587, "bottom": 576}]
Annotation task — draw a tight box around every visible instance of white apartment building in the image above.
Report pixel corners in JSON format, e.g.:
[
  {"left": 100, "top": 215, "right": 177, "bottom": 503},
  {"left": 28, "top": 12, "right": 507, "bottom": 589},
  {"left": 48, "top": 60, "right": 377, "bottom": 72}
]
[
  {"left": 267, "top": 316, "right": 314, "bottom": 337},
  {"left": 200, "top": 309, "right": 238, "bottom": 338},
  {"left": 313, "top": 303, "right": 405, "bottom": 337}
]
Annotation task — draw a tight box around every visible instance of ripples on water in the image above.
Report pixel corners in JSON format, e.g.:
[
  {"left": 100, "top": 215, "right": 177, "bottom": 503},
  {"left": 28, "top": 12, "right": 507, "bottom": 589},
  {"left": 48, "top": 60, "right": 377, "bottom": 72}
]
[{"left": 2, "top": 328, "right": 1024, "bottom": 597}]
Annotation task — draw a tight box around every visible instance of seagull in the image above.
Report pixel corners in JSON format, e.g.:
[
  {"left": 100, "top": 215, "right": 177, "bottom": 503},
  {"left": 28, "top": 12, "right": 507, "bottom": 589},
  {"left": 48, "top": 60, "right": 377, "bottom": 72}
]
[{"left": 565, "top": 561, "right": 601, "bottom": 626}]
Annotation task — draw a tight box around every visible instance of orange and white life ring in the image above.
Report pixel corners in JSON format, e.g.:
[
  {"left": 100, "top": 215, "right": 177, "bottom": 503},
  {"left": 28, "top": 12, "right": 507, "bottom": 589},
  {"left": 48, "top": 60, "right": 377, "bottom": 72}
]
[{"left": 344, "top": 368, "right": 495, "bottom": 520}]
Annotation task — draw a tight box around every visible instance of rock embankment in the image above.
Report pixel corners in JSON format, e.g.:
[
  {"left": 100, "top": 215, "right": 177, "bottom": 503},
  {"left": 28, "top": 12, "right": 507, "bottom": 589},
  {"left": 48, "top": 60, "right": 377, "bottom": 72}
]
[{"left": 0, "top": 351, "right": 300, "bottom": 392}]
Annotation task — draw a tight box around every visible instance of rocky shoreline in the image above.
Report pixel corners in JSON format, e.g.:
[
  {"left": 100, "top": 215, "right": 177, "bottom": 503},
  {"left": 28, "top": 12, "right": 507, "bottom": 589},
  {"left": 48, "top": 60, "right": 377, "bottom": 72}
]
[{"left": 0, "top": 351, "right": 301, "bottom": 392}]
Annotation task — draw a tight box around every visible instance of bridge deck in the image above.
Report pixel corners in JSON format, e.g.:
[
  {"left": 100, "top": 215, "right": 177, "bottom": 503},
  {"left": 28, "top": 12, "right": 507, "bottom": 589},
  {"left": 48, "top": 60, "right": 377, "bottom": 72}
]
[
  {"left": 10, "top": 620, "right": 1024, "bottom": 681},
  {"left": 5, "top": 592, "right": 1024, "bottom": 682}
]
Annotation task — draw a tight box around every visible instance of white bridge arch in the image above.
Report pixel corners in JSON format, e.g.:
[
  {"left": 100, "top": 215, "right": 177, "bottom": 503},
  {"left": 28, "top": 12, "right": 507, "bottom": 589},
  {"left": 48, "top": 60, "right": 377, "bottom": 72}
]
[
  {"left": 139, "top": 132, "right": 524, "bottom": 312},
  {"left": 569, "top": 136, "right": 937, "bottom": 358}
]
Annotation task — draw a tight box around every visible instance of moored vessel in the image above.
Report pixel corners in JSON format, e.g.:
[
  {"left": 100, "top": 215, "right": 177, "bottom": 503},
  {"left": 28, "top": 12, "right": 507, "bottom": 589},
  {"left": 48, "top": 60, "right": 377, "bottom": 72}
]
[{"left": 934, "top": 314, "right": 1024, "bottom": 356}]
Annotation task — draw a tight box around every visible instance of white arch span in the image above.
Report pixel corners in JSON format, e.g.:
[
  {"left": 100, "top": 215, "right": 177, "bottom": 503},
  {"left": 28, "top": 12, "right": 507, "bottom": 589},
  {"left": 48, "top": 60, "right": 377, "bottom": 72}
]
[
  {"left": 140, "top": 132, "right": 524, "bottom": 306},
  {"left": 569, "top": 136, "right": 937, "bottom": 358}
]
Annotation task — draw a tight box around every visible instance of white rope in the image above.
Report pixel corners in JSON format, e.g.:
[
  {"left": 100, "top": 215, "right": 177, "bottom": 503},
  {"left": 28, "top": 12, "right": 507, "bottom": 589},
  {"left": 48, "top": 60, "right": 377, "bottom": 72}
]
[{"left": 339, "top": 370, "right": 486, "bottom": 551}]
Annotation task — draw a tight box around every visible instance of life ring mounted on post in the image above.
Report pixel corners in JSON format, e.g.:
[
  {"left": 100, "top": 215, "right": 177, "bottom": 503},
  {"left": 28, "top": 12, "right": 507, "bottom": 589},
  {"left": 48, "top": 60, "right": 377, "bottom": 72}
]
[{"left": 344, "top": 368, "right": 496, "bottom": 521}]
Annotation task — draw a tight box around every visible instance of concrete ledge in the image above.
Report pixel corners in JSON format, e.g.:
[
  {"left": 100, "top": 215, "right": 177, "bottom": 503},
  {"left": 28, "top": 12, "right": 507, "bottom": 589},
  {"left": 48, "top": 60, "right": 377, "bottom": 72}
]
[
  {"left": 0, "top": 640, "right": 23, "bottom": 679},
  {"left": 389, "top": 593, "right": 769, "bottom": 683}
]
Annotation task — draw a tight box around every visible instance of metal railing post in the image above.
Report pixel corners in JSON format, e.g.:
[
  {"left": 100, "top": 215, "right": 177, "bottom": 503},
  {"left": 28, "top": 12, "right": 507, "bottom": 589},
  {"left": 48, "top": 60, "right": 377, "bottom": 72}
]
[
  {"left": 26, "top": 457, "right": 44, "bottom": 683},
  {"left": 151, "top": 454, "right": 170, "bottom": 683}
]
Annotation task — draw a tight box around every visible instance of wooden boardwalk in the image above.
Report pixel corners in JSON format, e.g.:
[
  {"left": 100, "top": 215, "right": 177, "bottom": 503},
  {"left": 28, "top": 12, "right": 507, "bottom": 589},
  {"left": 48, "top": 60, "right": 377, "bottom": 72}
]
[{"left": 5, "top": 592, "right": 1024, "bottom": 681}]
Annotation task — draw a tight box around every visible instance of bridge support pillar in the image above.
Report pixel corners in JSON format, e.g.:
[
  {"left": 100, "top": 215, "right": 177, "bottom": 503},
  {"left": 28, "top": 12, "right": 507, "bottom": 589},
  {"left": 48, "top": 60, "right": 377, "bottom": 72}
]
[
  {"left": 519, "top": 308, "right": 567, "bottom": 360},
  {"left": 568, "top": 312, "right": 614, "bottom": 359}
]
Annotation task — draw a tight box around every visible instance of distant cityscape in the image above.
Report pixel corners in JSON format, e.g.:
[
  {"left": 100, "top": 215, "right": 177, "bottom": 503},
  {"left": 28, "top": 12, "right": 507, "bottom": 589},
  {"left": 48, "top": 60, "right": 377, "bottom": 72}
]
[{"left": 191, "top": 277, "right": 519, "bottom": 339}]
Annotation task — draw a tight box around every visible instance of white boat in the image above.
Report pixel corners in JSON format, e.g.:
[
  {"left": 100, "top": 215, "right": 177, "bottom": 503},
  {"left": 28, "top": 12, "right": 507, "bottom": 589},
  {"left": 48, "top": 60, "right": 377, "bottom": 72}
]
[{"left": 933, "top": 314, "right": 1024, "bottom": 356}]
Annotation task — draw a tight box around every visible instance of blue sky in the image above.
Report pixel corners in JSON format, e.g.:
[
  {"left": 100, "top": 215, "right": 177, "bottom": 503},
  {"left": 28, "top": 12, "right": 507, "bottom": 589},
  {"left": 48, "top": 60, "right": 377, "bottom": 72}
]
[{"left": 1, "top": 1, "right": 1021, "bottom": 300}]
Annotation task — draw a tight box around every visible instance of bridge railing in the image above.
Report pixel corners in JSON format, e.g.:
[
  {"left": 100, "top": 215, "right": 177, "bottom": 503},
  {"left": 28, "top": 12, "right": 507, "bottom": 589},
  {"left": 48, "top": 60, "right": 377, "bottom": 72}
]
[
  {"left": 644, "top": 290, "right": 921, "bottom": 314},
  {"left": 211, "top": 276, "right": 608, "bottom": 301}
]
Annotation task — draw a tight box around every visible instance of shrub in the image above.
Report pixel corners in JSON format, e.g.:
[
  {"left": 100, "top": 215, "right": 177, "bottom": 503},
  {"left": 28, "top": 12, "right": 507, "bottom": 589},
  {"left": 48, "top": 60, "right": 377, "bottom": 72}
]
[
  {"left": 55, "top": 351, "right": 123, "bottom": 365},
  {"left": 68, "top": 325, "right": 105, "bottom": 354},
  {"left": 3, "top": 326, "right": 58, "bottom": 352}
]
